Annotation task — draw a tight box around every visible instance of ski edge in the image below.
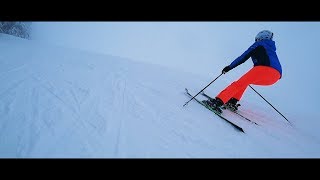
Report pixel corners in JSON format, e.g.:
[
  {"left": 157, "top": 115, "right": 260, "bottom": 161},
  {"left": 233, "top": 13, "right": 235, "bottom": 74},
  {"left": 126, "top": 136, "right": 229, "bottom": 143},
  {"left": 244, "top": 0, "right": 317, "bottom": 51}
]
[
  {"left": 201, "top": 91, "right": 258, "bottom": 126},
  {"left": 185, "top": 88, "right": 244, "bottom": 133}
]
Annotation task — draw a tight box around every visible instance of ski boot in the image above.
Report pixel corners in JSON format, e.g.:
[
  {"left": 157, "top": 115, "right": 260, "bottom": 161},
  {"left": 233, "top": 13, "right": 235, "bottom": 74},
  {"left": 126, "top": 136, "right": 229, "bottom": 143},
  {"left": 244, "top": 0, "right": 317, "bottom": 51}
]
[
  {"left": 202, "top": 97, "right": 224, "bottom": 114},
  {"left": 222, "top": 98, "right": 240, "bottom": 112}
]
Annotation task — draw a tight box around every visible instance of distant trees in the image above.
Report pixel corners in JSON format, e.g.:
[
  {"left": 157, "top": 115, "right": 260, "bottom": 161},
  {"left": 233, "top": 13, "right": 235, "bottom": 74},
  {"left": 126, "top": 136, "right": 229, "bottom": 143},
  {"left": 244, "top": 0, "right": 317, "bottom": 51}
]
[{"left": 0, "top": 22, "right": 31, "bottom": 39}]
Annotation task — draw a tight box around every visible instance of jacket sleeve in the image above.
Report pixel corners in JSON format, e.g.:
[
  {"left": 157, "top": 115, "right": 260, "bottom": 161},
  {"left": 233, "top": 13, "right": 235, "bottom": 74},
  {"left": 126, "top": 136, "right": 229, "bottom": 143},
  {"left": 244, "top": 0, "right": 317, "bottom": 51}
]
[{"left": 229, "top": 42, "right": 259, "bottom": 69}]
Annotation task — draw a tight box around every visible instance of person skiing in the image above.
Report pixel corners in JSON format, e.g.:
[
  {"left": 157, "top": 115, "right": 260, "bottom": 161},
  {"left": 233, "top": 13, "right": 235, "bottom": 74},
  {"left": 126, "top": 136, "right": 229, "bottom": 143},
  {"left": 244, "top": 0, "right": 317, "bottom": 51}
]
[{"left": 203, "top": 30, "right": 282, "bottom": 113}]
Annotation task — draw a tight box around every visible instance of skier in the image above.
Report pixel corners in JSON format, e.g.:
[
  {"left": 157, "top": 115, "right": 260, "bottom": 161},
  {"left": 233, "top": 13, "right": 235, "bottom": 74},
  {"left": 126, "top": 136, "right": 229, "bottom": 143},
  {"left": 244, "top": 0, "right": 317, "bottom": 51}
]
[{"left": 203, "top": 30, "right": 282, "bottom": 113}]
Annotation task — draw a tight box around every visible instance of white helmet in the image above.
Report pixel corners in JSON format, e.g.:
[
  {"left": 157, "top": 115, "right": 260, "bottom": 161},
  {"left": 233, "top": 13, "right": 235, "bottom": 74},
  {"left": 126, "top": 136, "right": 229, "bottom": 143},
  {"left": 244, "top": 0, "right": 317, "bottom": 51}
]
[{"left": 255, "top": 30, "right": 273, "bottom": 42}]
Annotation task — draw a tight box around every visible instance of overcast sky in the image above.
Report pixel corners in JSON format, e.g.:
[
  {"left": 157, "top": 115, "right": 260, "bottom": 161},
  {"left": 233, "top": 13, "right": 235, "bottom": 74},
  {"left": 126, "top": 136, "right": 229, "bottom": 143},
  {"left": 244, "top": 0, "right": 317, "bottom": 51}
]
[{"left": 31, "top": 22, "right": 320, "bottom": 76}]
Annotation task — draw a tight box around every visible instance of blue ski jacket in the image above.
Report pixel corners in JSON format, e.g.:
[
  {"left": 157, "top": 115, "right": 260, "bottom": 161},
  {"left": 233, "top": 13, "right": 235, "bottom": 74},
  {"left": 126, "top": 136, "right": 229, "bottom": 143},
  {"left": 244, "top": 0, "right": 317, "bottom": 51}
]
[{"left": 229, "top": 39, "right": 282, "bottom": 78}]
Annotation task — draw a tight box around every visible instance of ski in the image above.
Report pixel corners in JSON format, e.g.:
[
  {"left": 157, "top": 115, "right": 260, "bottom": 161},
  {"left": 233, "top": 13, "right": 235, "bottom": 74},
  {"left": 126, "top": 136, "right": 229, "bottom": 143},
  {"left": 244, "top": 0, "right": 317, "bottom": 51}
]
[
  {"left": 201, "top": 91, "right": 258, "bottom": 125},
  {"left": 185, "top": 88, "right": 244, "bottom": 133}
]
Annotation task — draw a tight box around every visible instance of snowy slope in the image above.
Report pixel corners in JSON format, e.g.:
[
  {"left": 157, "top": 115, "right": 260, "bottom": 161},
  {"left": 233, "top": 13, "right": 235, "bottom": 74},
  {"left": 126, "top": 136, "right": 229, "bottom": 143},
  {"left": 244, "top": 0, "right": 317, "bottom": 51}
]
[{"left": 1, "top": 34, "right": 320, "bottom": 158}]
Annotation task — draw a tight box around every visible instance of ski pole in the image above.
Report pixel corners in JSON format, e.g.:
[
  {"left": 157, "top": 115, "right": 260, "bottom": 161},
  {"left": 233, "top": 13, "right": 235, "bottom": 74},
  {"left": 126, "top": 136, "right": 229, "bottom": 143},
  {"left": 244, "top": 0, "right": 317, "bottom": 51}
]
[
  {"left": 249, "top": 85, "right": 291, "bottom": 124},
  {"left": 183, "top": 73, "right": 223, "bottom": 107}
]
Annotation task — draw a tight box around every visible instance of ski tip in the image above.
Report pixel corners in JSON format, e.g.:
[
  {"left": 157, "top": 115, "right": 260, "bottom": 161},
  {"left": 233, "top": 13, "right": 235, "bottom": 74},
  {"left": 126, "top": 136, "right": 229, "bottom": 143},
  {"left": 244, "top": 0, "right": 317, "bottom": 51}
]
[{"left": 234, "top": 125, "right": 244, "bottom": 133}]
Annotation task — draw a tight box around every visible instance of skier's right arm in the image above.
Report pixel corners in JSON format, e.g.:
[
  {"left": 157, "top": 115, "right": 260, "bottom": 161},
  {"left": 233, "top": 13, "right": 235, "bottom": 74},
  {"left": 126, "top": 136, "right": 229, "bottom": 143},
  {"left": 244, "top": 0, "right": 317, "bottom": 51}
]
[{"left": 228, "top": 42, "right": 259, "bottom": 70}]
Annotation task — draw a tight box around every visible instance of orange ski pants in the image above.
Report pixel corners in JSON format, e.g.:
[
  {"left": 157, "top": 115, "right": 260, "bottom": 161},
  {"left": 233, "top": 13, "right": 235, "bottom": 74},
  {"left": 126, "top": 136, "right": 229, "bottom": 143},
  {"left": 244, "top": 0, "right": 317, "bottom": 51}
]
[{"left": 216, "top": 66, "right": 281, "bottom": 104}]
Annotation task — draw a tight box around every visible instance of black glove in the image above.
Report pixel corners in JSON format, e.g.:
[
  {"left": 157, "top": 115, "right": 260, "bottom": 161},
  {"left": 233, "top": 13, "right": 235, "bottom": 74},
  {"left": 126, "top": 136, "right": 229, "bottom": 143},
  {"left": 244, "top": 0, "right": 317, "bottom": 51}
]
[{"left": 222, "top": 66, "right": 231, "bottom": 74}]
